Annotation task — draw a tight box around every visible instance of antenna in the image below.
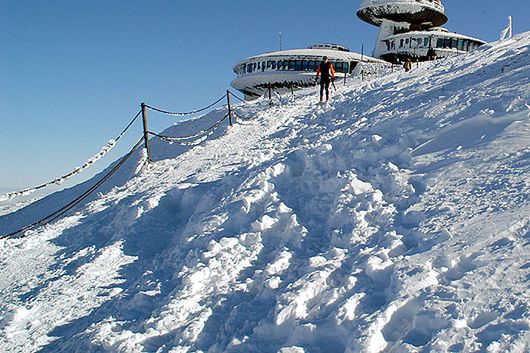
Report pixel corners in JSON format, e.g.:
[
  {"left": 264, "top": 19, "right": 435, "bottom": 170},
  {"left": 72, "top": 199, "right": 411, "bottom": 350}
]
[
  {"left": 499, "top": 16, "right": 513, "bottom": 41},
  {"left": 278, "top": 32, "right": 283, "bottom": 51}
]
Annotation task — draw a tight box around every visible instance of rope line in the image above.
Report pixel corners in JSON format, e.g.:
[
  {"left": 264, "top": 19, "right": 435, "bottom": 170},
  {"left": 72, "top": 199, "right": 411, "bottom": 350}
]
[
  {"left": 0, "top": 110, "right": 142, "bottom": 202},
  {"left": 146, "top": 94, "right": 227, "bottom": 117},
  {"left": 149, "top": 113, "right": 229, "bottom": 145},
  {"left": 232, "top": 110, "right": 254, "bottom": 122},
  {"left": 228, "top": 90, "right": 248, "bottom": 104},
  {"left": 0, "top": 138, "right": 144, "bottom": 240}
]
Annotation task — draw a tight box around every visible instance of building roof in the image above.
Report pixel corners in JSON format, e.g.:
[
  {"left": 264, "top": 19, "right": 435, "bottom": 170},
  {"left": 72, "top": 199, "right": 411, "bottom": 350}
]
[
  {"left": 233, "top": 48, "right": 385, "bottom": 70},
  {"left": 385, "top": 30, "right": 486, "bottom": 44}
]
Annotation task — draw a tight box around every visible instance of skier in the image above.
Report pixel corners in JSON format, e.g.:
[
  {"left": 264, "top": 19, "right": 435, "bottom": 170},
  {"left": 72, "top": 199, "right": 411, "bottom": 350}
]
[
  {"left": 403, "top": 56, "right": 412, "bottom": 72},
  {"left": 315, "top": 56, "right": 335, "bottom": 102}
]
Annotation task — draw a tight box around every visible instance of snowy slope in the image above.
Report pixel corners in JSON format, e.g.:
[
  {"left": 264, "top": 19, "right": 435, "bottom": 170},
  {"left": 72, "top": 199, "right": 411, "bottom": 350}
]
[{"left": 0, "top": 33, "right": 529, "bottom": 353}]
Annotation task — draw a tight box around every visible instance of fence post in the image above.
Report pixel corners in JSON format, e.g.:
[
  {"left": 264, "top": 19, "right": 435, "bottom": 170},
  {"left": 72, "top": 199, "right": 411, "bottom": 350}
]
[
  {"left": 268, "top": 83, "right": 273, "bottom": 108},
  {"left": 226, "top": 90, "right": 233, "bottom": 127},
  {"left": 344, "top": 71, "right": 347, "bottom": 86},
  {"left": 290, "top": 84, "right": 294, "bottom": 96},
  {"left": 141, "top": 102, "right": 151, "bottom": 162}
]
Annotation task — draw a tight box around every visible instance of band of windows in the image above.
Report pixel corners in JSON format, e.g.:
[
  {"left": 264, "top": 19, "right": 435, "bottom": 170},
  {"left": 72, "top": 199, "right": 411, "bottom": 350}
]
[
  {"left": 386, "top": 36, "right": 482, "bottom": 52},
  {"left": 235, "top": 60, "right": 352, "bottom": 76}
]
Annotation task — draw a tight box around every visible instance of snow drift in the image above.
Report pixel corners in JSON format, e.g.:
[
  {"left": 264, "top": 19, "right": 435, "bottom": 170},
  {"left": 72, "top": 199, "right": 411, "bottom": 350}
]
[{"left": 0, "top": 32, "right": 529, "bottom": 353}]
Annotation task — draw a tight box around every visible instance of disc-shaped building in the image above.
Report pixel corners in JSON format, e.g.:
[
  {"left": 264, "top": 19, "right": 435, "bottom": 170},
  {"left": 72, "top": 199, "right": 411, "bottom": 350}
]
[
  {"left": 358, "top": 0, "right": 485, "bottom": 63},
  {"left": 231, "top": 44, "right": 385, "bottom": 100}
]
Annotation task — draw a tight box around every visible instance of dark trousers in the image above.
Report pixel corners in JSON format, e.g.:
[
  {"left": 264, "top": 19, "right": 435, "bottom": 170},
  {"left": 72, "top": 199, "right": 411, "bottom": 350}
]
[{"left": 320, "top": 78, "right": 330, "bottom": 100}]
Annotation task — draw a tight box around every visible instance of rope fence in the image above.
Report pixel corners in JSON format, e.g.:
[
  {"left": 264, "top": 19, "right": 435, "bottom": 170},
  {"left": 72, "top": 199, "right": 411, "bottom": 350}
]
[
  {"left": 145, "top": 93, "right": 227, "bottom": 117},
  {"left": 148, "top": 113, "right": 229, "bottom": 145},
  {"left": 0, "top": 138, "right": 144, "bottom": 239},
  {"left": 0, "top": 110, "right": 142, "bottom": 202},
  {"left": 0, "top": 89, "right": 266, "bottom": 240}
]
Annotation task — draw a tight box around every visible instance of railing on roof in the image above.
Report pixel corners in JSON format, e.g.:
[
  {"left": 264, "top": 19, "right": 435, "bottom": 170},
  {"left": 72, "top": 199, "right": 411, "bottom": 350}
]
[{"left": 360, "top": 0, "right": 444, "bottom": 13}]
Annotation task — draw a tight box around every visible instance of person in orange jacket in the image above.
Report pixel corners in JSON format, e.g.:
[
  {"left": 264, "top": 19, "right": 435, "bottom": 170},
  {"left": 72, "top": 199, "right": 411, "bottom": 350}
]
[{"left": 315, "top": 56, "right": 335, "bottom": 102}]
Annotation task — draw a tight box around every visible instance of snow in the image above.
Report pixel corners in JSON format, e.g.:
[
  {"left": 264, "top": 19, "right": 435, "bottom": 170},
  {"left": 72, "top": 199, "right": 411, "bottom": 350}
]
[{"left": 0, "top": 32, "right": 529, "bottom": 352}]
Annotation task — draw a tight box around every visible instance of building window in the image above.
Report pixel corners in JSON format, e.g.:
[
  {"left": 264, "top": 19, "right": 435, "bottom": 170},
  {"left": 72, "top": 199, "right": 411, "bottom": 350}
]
[{"left": 295, "top": 60, "right": 302, "bottom": 71}]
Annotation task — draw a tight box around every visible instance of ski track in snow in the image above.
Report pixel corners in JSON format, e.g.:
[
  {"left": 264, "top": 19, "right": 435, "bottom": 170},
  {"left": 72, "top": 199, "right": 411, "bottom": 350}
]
[{"left": 0, "top": 33, "right": 529, "bottom": 353}]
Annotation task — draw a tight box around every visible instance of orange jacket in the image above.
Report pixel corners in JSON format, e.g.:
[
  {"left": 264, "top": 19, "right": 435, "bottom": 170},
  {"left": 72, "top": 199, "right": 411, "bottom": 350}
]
[{"left": 316, "top": 62, "right": 335, "bottom": 79}]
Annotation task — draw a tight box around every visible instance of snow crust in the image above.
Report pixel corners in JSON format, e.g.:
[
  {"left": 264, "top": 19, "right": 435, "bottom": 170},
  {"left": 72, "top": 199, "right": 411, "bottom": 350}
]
[{"left": 1, "top": 33, "right": 529, "bottom": 353}]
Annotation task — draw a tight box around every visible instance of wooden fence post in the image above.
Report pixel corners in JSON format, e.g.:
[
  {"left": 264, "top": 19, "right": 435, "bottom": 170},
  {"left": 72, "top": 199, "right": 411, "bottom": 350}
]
[
  {"left": 141, "top": 102, "right": 151, "bottom": 162},
  {"left": 226, "top": 90, "right": 233, "bottom": 127}
]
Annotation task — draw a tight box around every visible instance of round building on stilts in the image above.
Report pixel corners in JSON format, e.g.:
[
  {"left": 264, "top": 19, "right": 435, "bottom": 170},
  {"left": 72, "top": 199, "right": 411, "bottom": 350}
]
[{"left": 357, "top": 0, "right": 486, "bottom": 63}]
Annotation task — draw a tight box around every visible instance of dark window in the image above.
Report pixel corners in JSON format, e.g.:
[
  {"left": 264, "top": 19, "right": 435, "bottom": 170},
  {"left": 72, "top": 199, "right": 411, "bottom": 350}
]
[
  {"left": 295, "top": 60, "right": 302, "bottom": 71},
  {"left": 424, "top": 37, "right": 430, "bottom": 47},
  {"left": 302, "top": 60, "right": 309, "bottom": 71},
  {"left": 436, "top": 38, "right": 443, "bottom": 48},
  {"left": 272, "top": 61, "right": 277, "bottom": 70},
  {"left": 349, "top": 61, "right": 357, "bottom": 73},
  {"left": 458, "top": 39, "right": 464, "bottom": 50},
  {"left": 444, "top": 38, "right": 451, "bottom": 48},
  {"left": 335, "top": 62, "right": 343, "bottom": 73},
  {"left": 288, "top": 60, "right": 295, "bottom": 70},
  {"left": 308, "top": 61, "right": 315, "bottom": 71},
  {"left": 451, "top": 38, "right": 458, "bottom": 49},
  {"left": 400, "top": 39, "right": 404, "bottom": 48}
]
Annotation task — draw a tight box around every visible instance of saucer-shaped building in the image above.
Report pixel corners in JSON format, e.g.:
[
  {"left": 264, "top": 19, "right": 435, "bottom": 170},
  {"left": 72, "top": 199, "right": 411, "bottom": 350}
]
[
  {"left": 357, "top": 0, "right": 485, "bottom": 63},
  {"left": 231, "top": 44, "right": 386, "bottom": 101}
]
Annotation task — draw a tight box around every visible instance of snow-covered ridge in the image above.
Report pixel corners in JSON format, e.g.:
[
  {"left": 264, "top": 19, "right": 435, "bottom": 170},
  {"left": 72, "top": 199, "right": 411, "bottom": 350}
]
[{"left": 0, "top": 33, "right": 529, "bottom": 353}]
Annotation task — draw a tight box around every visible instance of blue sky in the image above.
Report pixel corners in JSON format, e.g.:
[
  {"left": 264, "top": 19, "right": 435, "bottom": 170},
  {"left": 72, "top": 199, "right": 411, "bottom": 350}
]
[{"left": 1, "top": 0, "right": 529, "bottom": 192}]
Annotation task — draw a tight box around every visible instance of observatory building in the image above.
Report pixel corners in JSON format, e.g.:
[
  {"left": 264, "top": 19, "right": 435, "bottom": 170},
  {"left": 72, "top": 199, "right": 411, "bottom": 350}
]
[
  {"left": 231, "top": 44, "right": 385, "bottom": 101},
  {"left": 357, "top": 0, "right": 485, "bottom": 63}
]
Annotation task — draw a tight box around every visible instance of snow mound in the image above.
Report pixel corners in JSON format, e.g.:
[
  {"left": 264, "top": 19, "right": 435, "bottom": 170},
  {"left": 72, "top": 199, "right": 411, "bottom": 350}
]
[{"left": 1, "top": 33, "right": 530, "bottom": 353}]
